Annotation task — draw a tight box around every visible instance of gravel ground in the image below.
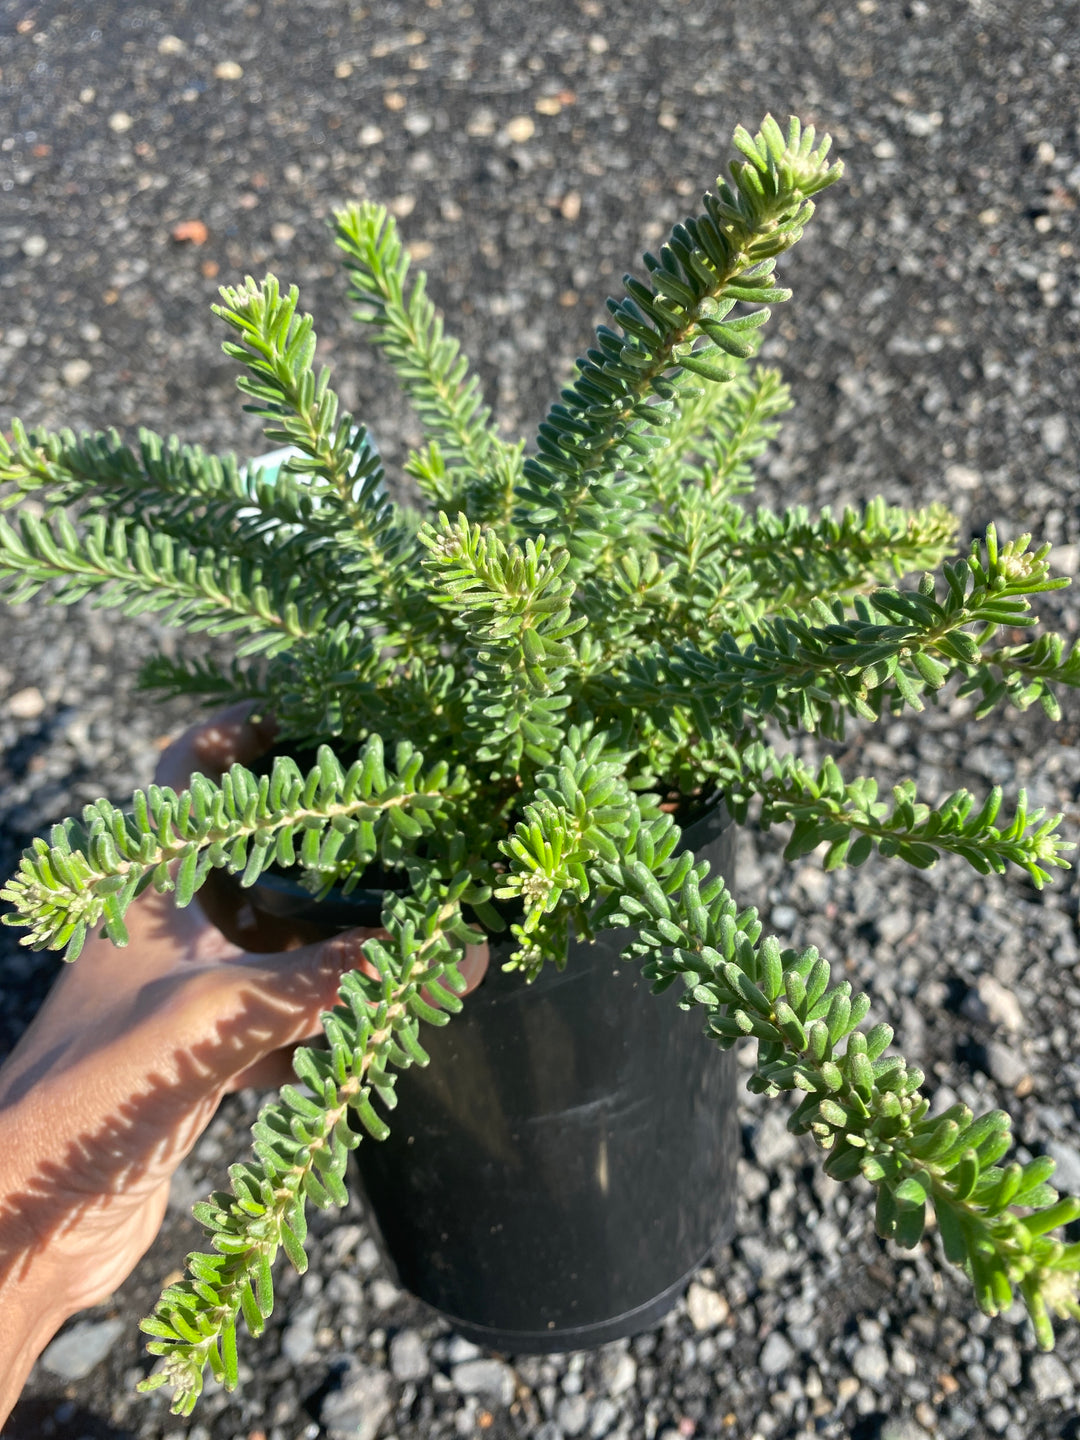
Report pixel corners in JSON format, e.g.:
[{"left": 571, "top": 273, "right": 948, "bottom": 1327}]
[{"left": 2, "top": 1, "right": 1080, "bottom": 1438}]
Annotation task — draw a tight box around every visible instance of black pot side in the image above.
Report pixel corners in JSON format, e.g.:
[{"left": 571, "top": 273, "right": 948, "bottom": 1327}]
[{"left": 236, "top": 804, "right": 739, "bottom": 1352}]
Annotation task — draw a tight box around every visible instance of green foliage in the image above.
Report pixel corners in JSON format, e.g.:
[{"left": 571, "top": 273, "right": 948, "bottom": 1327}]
[
  {"left": 334, "top": 201, "right": 520, "bottom": 513},
  {"left": 615, "top": 527, "right": 1075, "bottom": 747},
  {"left": 3, "top": 114, "right": 1079, "bottom": 1412}
]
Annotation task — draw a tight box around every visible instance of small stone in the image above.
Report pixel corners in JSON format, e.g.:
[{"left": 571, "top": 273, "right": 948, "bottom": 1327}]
[
  {"left": 271, "top": 222, "right": 296, "bottom": 245},
  {"left": 890, "top": 1343, "right": 918, "bottom": 1377},
  {"left": 903, "top": 109, "right": 943, "bottom": 137},
  {"left": 852, "top": 1342, "right": 889, "bottom": 1385},
  {"left": 770, "top": 904, "right": 798, "bottom": 932},
  {"left": 505, "top": 114, "right": 535, "bottom": 143},
  {"left": 980, "top": 1041, "right": 1029, "bottom": 1089},
  {"left": 451, "top": 1357, "right": 516, "bottom": 1407},
  {"left": 320, "top": 1364, "right": 392, "bottom": 1440},
  {"left": 389, "top": 1328, "right": 429, "bottom": 1381},
  {"left": 108, "top": 111, "right": 133, "bottom": 133},
  {"left": 1041, "top": 414, "right": 1068, "bottom": 456},
  {"left": 359, "top": 123, "right": 384, "bottom": 145},
  {"left": 62, "top": 358, "right": 93, "bottom": 387},
  {"left": 158, "top": 34, "right": 187, "bottom": 54},
  {"left": 753, "top": 1109, "right": 799, "bottom": 1169},
  {"left": 1052, "top": 544, "right": 1080, "bottom": 577},
  {"left": 355, "top": 1236, "right": 381, "bottom": 1272},
  {"left": 685, "top": 1281, "right": 729, "bottom": 1332},
  {"left": 759, "top": 1330, "right": 795, "bottom": 1376},
  {"left": 1029, "top": 1351, "right": 1073, "bottom": 1401},
  {"left": 598, "top": 1348, "right": 637, "bottom": 1397},
  {"left": 445, "top": 1334, "right": 482, "bottom": 1363},
  {"left": 739, "top": 1161, "right": 770, "bottom": 1203},
  {"left": 280, "top": 1303, "right": 320, "bottom": 1363},
  {"left": 326, "top": 1270, "right": 364, "bottom": 1309},
  {"left": 944, "top": 463, "right": 980, "bottom": 491},
  {"left": 171, "top": 219, "right": 209, "bottom": 245},
  {"left": 556, "top": 1392, "right": 590, "bottom": 1435},
  {"left": 389, "top": 194, "right": 416, "bottom": 219},
  {"left": 1046, "top": 1139, "right": 1080, "bottom": 1193},
  {"left": 40, "top": 1318, "right": 126, "bottom": 1380},
  {"left": 8, "top": 685, "right": 45, "bottom": 718},
  {"left": 977, "top": 975, "right": 1024, "bottom": 1032},
  {"left": 214, "top": 60, "right": 244, "bottom": 79},
  {"left": 876, "top": 908, "right": 912, "bottom": 946},
  {"left": 404, "top": 111, "right": 433, "bottom": 136},
  {"left": 589, "top": 1396, "right": 620, "bottom": 1436},
  {"left": 466, "top": 107, "right": 497, "bottom": 138},
  {"left": 21, "top": 234, "right": 48, "bottom": 258},
  {"left": 369, "top": 1277, "right": 401, "bottom": 1310}
]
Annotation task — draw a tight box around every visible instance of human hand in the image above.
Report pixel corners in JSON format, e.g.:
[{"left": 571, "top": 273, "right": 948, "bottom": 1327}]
[{"left": 0, "top": 703, "right": 487, "bottom": 1421}]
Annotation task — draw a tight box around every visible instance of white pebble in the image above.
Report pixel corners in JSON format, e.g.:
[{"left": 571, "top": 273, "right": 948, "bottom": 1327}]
[
  {"left": 62, "top": 358, "right": 93, "bottom": 387},
  {"left": 7, "top": 686, "right": 45, "bottom": 719},
  {"left": 505, "top": 115, "right": 535, "bottom": 144},
  {"left": 685, "top": 1280, "right": 729, "bottom": 1332}
]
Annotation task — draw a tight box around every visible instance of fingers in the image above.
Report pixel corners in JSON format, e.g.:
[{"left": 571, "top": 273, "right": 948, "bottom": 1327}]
[
  {"left": 154, "top": 701, "right": 277, "bottom": 790},
  {"left": 218, "top": 932, "right": 491, "bottom": 1094}
]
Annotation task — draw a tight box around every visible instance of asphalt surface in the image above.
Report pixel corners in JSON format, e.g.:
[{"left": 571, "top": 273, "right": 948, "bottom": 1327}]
[{"left": 1, "top": 2, "right": 1079, "bottom": 1438}]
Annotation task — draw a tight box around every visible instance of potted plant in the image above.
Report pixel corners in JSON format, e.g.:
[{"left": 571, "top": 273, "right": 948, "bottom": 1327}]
[{"left": 2, "top": 114, "right": 1079, "bottom": 1418}]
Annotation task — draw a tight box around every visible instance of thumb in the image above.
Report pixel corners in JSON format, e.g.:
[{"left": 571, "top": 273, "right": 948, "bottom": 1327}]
[
  {"left": 205, "top": 929, "right": 381, "bottom": 1096},
  {"left": 219, "top": 932, "right": 489, "bottom": 1094}
]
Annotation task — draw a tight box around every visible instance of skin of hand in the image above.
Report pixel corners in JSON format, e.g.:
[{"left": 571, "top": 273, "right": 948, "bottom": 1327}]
[{"left": 0, "top": 703, "right": 488, "bottom": 1422}]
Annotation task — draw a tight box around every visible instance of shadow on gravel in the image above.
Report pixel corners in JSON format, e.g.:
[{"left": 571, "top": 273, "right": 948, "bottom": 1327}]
[{"left": 4, "top": 1396, "right": 136, "bottom": 1439}]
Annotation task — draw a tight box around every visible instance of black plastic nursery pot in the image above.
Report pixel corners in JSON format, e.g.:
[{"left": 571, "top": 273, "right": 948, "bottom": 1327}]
[{"left": 208, "top": 803, "right": 739, "bottom": 1352}]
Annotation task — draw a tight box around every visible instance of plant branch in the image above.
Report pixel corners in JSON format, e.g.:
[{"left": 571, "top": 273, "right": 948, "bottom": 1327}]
[{"left": 1, "top": 741, "right": 469, "bottom": 961}]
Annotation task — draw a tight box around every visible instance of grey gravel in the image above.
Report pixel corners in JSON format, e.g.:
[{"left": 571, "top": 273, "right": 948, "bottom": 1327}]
[
  {"left": 450, "top": 1357, "right": 517, "bottom": 1407},
  {"left": 974, "top": 975, "right": 1025, "bottom": 1033},
  {"left": 555, "top": 1391, "right": 590, "bottom": 1435},
  {"left": 979, "top": 1040, "right": 1030, "bottom": 1090},
  {"left": 751, "top": 1109, "right": 801, "bottom": 1169},
  {"left": 852, "top": 1341, "right": 891, "bottom": 1386},
  {"left": 597, "top": 1347, "right": 636, "bottom": 1398},
  {"left": 320, "top": 1362, "right": 393, "bottom": 1440},
  {"left": 4, "top": 3, "right": 1080, "bottom": 1440},
  {"left": 279, "top": 1302, "right": 320, "bottom": 1364},
  {"left": 684, "top": 1280, "right": 729, "bottom": 1333},
  {"left": 38, "top": 1319, "right": 126, "bottom": 1381},
  {"left": 1028, "top": 1351, "right": 1075, "bottom": 1402},
  {"left": 1045, "top": 1138, "right": 1080, "bottom": 1194},
  {"left": 759, "top": 1330, "right": 797, "bottom": 1377},
  {"left": 389, "top": 1327, "right": 430, "bottom": 1382},
  {"left": 588, "top": 1396, "right": 620, "bottom": 1437}
]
